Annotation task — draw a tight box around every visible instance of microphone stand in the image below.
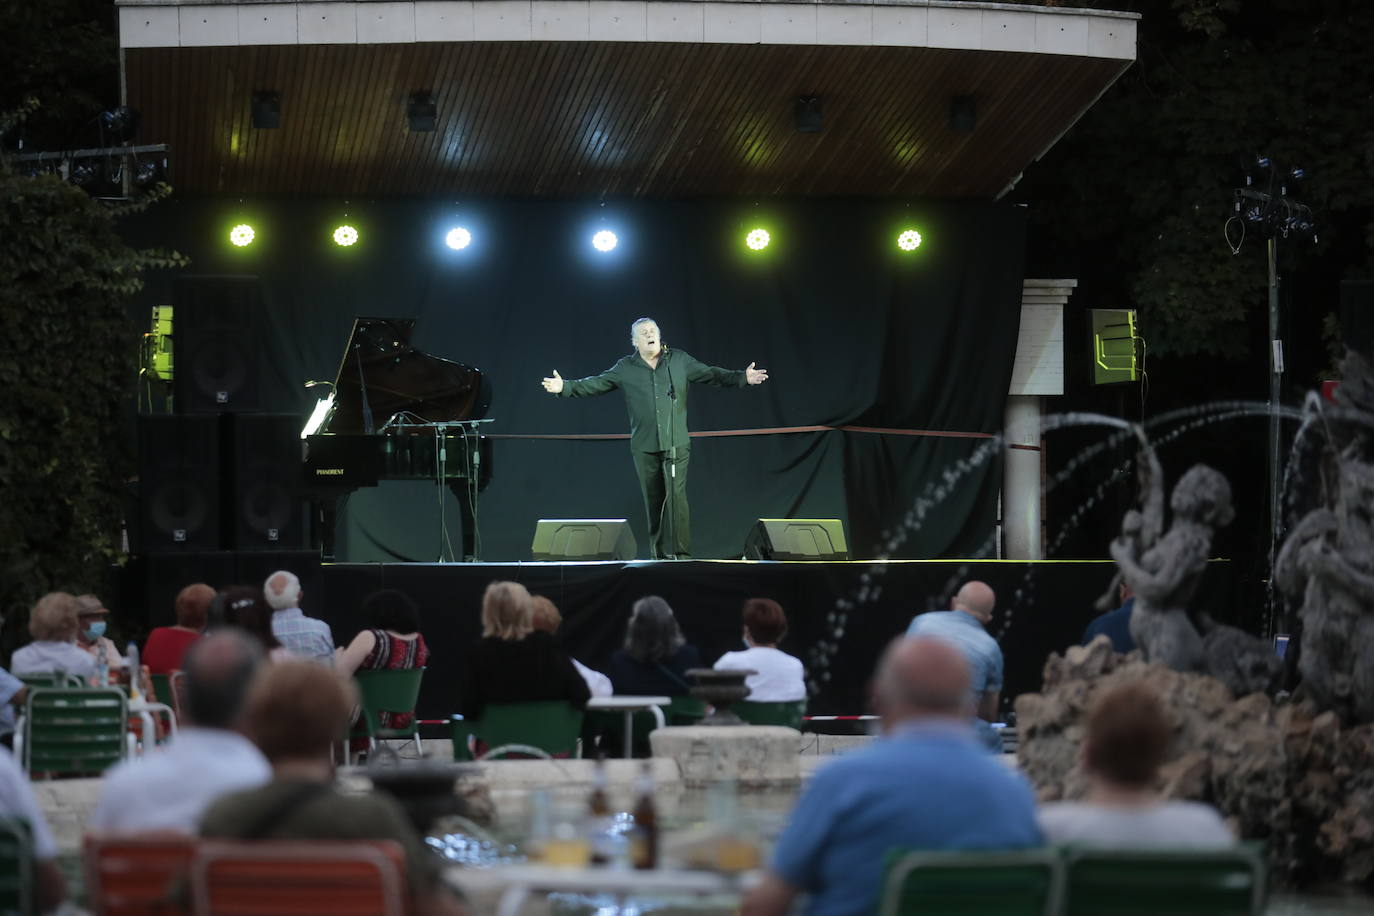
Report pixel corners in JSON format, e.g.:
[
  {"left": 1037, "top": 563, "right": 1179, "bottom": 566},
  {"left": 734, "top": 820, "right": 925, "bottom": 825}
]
[{"left": 664, "top": 350, "right": 677, "bottom": 560}]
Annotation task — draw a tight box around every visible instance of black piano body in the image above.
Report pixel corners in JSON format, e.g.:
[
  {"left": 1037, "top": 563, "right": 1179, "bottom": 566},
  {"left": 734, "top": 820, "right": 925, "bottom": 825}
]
[{"left": 303, "top": 318, "right": 493, "bottom": 561}]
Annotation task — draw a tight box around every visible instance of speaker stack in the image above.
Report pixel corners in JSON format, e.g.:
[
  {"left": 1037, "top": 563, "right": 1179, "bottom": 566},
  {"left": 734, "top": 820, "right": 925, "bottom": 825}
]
[{"left": 135, "top": 276, "right": 312, "bottom": 619}]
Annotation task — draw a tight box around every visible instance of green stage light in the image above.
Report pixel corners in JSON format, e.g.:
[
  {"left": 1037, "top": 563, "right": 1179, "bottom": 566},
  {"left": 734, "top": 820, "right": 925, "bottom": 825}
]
[
  {"left": 333, "top": 224, "right": 359, "bottom": 247},
  {"left": 229, "top": 224, "right": 256, "bottom": 247},
  {"left": 745, "top": 228, "right": 771, "bottom": 251},
  {"left": 897, "top": 229, "right": 923, "bottom": 251}
]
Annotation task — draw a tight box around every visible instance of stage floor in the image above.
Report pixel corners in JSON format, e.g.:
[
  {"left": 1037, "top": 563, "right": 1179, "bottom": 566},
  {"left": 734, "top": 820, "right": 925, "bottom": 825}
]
[{"left": 309, "top": 558, "right": 1126, "bottom": 720}]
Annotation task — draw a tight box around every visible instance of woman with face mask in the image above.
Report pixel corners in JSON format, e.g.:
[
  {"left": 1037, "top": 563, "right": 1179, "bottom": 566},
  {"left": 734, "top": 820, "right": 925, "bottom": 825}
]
[{"left": 73, "top": 594, "right": 125, "bottom": 672}]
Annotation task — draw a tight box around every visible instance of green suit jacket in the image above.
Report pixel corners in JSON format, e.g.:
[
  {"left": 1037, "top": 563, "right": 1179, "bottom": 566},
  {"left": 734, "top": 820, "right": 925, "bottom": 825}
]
[{"left": 559, "top": 348, "right": 746, "bottom": 453}]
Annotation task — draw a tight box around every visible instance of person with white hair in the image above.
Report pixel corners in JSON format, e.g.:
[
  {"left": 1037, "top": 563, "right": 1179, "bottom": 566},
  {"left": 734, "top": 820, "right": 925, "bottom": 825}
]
[{"left": 263, "top": 571, "right": 334, "bottom": 662}]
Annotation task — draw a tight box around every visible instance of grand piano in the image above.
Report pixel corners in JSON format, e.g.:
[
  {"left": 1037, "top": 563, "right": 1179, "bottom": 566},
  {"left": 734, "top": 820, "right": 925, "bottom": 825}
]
[{"left": 303, "top": 318, "right": 493, "bottom": 561}]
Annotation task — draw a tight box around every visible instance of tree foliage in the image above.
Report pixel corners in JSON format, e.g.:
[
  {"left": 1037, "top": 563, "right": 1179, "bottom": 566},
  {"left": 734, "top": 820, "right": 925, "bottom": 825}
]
[
  {"left": 0, "top": 135, "right": 186, "bottom": 631},
  {"left": 1016, "top": 0, "right": 1374, "bottom": 364}
]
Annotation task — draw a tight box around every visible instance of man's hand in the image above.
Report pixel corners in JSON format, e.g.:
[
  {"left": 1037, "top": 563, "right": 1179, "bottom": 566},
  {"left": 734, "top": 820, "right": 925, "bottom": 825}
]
[
  {"left": 745, "top": 362, "right": 769, "bottom": 385},
  {"left": 541, "top": 370, "right": 564, "bottom": 394}
]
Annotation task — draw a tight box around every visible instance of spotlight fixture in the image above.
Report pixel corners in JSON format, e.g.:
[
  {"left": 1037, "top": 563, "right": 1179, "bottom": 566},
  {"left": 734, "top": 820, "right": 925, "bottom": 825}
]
[
  {"left": 333, "top": 224, "right": 359, "bottom": 247},
  {"left": 134, "top": 158, "right": 164, "bottom": 188},
  {"left": 794, "top": 95, "right": 823, "bottom": 133},
  {"left": 407, "top": 92, "right": 437, "bottom": 132},
  {"left": 98, "top": 106, "right": 141, "bottom": 142},
  {"left": 897, "top": 229, "right": 923, "bottom": 251},
  {"left": 70, "top": 159, "right": 100, "bottom": 187},
  {"left": 445, "top": 227, "right": 472, "bottom": 250},
  {"left": 745, "top": 228, "right": 771, "bottom": 251},
  {"left": 229, "top": 224, "right": 256, "bottom": 247},
  {"left": 252, "top": 91, "right": 281, "bottom": 129},
  {"left": 949, "top": 95, "right": 977, "bottom": 133},
  {"left": 592, "top": 229, "right": 618, "bottom": 252}
]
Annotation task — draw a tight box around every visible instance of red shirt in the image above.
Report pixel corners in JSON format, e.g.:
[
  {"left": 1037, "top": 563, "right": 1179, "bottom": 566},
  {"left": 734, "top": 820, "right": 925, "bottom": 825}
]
[{"left": 143, "top": 627, "right": 202, "bottom": 674}]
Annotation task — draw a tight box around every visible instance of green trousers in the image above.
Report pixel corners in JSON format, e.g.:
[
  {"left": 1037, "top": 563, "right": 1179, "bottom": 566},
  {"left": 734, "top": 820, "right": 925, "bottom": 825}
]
[{"left": 631, "top": 448, "right": 691, "bottom": 559}]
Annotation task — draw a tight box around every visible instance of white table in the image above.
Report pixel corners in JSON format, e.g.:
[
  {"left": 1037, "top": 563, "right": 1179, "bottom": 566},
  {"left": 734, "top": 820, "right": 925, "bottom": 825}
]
[
  {"left": 586, "top": 696, "right": 670, "bottom": 758},
  {"left": 453, "top": 863, "right": 754, "bottom": 916}
]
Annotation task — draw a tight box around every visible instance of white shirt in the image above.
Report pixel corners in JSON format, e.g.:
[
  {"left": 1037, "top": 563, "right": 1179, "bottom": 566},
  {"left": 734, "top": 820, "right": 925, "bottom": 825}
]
[
  {"left": 1038, "top": 800, "right": 1234, "bottom": 849},
  {"left": 713, "top": 646, "right": 806, "bottom": 702},
  {"left": 573, "top": 659, "right": 613, "bottom": 698},
  {"left": 87, "top": 727, "right": 272, "bottom": 835},
  {"left": 0, "top": 747, "right": 57, "bottom": 860},
  {"left": 11, "top": 641, "right": 97, "bottom": 681}
]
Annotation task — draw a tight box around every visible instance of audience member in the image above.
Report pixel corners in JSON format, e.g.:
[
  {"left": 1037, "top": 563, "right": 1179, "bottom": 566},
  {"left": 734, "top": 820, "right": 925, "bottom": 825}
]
[
  {"left": 459, "top": 581, "right": 590, "bottom": 721},
  {"left": 906, "top": 580, "right": 1005, "bottom": 752},
  {"left": 337, "top": 589, "right": 431, "bottom": 740},
  {"left": 264, "top": 570, "right": 334, "bottom": 662},
  {"left": 742, "top": 637, "right": 1041, "bottom": 916},
  {"left": 221, "top": 586, "right": 291, "bottom": 662},
  {"left": 1081, "top": 582, "right": 1137, "bottom": 653},
  {"left": 200, "top": 661, "right": 466, "bottom": 916},
  {"left": 88, "top": 630, "right": 271, "bottom": 834},
  {"left": 529, "top": 595, "right": 611, "bottom": 698},
  {"left": 0, "top": 746, "right": 66, "bottom": 910},
  {"left": 74, "top": 593, "right": 124, "bottom": 670},
  {"left": 607, "top": 596, "right": 703, "bottom": 696},
  {"left": 11, "top": 592, "right": 96, "bottom": 682},
  {"left": 143, "top": 583, "right": 214, "bottom": 675},
  {"left": 712, "top": 598, "right": 806, "bottom": 702},
  {"left": 1038, "top": 681, "right": 1233, "bottom": 848},
  {"left": 0, "top": 668, "right": 24, "bottom": 749}
]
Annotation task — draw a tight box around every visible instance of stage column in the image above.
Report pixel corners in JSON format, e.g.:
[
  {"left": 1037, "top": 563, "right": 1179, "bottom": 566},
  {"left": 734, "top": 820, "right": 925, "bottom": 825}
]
[{"left": 1003, "top": 279, "right": 1075, "bottom": 560}]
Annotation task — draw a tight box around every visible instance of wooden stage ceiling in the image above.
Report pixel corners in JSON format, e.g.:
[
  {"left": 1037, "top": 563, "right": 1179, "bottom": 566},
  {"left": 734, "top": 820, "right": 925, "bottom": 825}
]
[{"left": 120, "top": 4, "right": 1136, "bottom": 199}]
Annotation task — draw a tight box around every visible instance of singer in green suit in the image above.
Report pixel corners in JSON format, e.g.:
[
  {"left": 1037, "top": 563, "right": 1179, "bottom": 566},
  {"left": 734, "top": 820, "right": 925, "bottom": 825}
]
[{"left": 541, "top": 318, "right": 769, "bottom": 559}]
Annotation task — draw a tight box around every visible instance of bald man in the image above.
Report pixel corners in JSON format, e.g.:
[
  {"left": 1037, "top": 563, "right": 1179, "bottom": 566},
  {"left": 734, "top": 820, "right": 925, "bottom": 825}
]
[
  {"left": 906, "top": 580, "right": 1005, "bottom": 752},
  {"left": 742, "top": 638, "right": 1041, "bottom": 916}
]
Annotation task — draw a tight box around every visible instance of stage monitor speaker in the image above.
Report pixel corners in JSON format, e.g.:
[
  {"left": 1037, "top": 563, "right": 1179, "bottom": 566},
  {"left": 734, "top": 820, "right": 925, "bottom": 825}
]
[
  {"left": 223, "top": 414, "right": 305, "bottom": 549},
  {"left": 174, "top": 275, "right": 262, "bottom": 412},
  {"left": 744, "top": 518, "right": 849, "bottom": 561},
  {"left": 531, "top": 519, "right": 637, "bottom": 561},
  {"left": 137, "top": 415, "right": 220, "bottom": 552}
]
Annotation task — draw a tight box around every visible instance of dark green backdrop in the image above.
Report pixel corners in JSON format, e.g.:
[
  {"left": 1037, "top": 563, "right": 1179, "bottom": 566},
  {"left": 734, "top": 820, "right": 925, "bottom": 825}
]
[{"left": 121, "top": 198, "right": 1025, "bottom": 560}]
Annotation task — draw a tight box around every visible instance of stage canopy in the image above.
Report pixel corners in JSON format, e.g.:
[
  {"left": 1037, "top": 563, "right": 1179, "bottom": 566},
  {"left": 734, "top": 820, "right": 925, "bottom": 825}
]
[{"left": 116, "top": 0, "right": 1137, "bottom": 199}]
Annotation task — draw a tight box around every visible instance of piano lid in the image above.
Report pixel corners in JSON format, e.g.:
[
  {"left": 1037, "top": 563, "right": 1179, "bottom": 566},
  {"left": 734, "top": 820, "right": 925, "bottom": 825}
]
[{"left": 322, "top": 317, "right": 490, "bottom": 435}]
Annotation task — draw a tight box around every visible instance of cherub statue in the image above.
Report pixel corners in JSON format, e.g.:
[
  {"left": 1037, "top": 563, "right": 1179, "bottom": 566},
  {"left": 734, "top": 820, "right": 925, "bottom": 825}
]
[
  {"left": 1275, "top": 442, "right": 1374, "bottom": 723},
  {"left": 1110, "top": 443, "right": 1235, "bottom": 672}
]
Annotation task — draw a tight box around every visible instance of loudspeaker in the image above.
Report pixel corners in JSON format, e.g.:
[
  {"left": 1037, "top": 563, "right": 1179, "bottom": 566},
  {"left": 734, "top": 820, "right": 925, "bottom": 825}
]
[
  {"left": 137, "top": 415, "right": 221, "bottom": 552},
  {"left": 1089, "top": 308, "right": 1139, "bottom": 385},
  {"left": 531, "top": 519, "right": 637, "bottom": 561},
  {"left": 223, "top": 414, "right": 305, "bottom": 549},
  {"left": 174, "top": 275, "right": 262, "bottom": 413},
  {"left": 134, "top": 551, "right": 235, "bottom": 627},
  {"left": 744, "top": 519, "right": 850, "bottom": 561}
]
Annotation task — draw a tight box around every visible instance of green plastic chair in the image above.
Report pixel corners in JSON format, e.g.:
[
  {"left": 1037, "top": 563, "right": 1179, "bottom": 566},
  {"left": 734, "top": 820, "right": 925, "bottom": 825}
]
[
  {"left": 1062, "top": 845, "right": 1267, "bottom": 916},
  {"left": 149, "top": 673, "right": 176, "bottom": 711},
  {"left": 17, "top": 673, "right": 84, "bottom": 690},
  {"left": 349, "top": 668, "right": 426, "bottom": 760},
  {"left": 0, "top": 818, "right": 33, "bottom": 915},
  {"left": 589, "top": 695, "right": 706, "bottom": 757},
  {"left": 879, "top": 848, "right": 1063, "bottom": 916},
  {"left": 453, "top": 701, "right": 585, "bottom": 760},
  {"left": 18, "top": 687, "right": 129, "bottom": 778},
  {"left": 736, "top": 700, "right": 806, "bottom": 729}
]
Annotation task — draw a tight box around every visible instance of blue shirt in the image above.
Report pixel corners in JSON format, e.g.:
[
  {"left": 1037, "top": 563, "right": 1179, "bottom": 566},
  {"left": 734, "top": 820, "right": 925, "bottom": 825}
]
[
  {"left": 1081, "top": 598, "right": 1136, "bottom": 653},
  {"left": 771, "top": 722, "right": 1042, "bottom": 916},
  {"left": 905, "top": 610, "right": 1003, "bottom": 700},
  {"left": 270, "top": 608, "right": 335, "bottom": 662},
  {"left": 0, "top": 668, "right": 21, "bottom": 737}
]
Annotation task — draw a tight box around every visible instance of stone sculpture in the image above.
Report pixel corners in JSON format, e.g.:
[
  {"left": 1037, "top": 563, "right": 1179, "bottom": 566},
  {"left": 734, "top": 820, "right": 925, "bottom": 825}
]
[{"left": 1109, "top": 440, "right": 1235, "bottom": 672}]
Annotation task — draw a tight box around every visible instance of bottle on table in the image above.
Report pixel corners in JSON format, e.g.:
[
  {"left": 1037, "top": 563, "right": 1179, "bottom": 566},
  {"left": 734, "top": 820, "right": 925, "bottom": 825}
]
[
  {"left": 126, "top": 642, "right": 141, "bottom": 700},
  {"left": 94, "top": 650, "right": 109, "bottom": 688},
  {"left": 629, "top": 760, "right": 657, "bottom": 870},
  {"left": 587, "top": 755, "right": 614, "bottom": 865}
]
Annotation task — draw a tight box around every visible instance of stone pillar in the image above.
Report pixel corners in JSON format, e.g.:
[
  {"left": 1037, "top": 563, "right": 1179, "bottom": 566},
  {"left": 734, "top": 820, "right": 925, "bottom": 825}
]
[{"left": 1003, "top": 394, "right": 1042, "bottom": 560}]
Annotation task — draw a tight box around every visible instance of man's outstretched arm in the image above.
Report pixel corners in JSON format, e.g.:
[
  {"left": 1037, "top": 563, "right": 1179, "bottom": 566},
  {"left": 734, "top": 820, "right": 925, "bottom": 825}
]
[
  {"left": 683, "top": 354, "right": 768, "bottom": 387},
  {"left": 541, "top": 365, "right": 621, "bottom": 397}
]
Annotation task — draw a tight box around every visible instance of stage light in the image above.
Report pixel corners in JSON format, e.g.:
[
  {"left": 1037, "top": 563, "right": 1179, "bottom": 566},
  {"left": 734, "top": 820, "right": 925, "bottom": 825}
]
[
  {"left": 745, "top": 228, "right": 771, "bottom": 251},
  {"left": 229, "top": 224, "right": 256, "bottom": 247},
  {"left": 70, "top": 159, "right": 99, "bottom": 187},
  {"left": 592, "top": 229, "right": 618, "bottom": 252},
  {"left": 897, "top": 229, "right": 923, "bottom": 251},
  {"left": 333, "top": 224, "right": 359, "bottom": 247},
  {"left": 445, "top": 227, "right": 472, "bottom": 250}
]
